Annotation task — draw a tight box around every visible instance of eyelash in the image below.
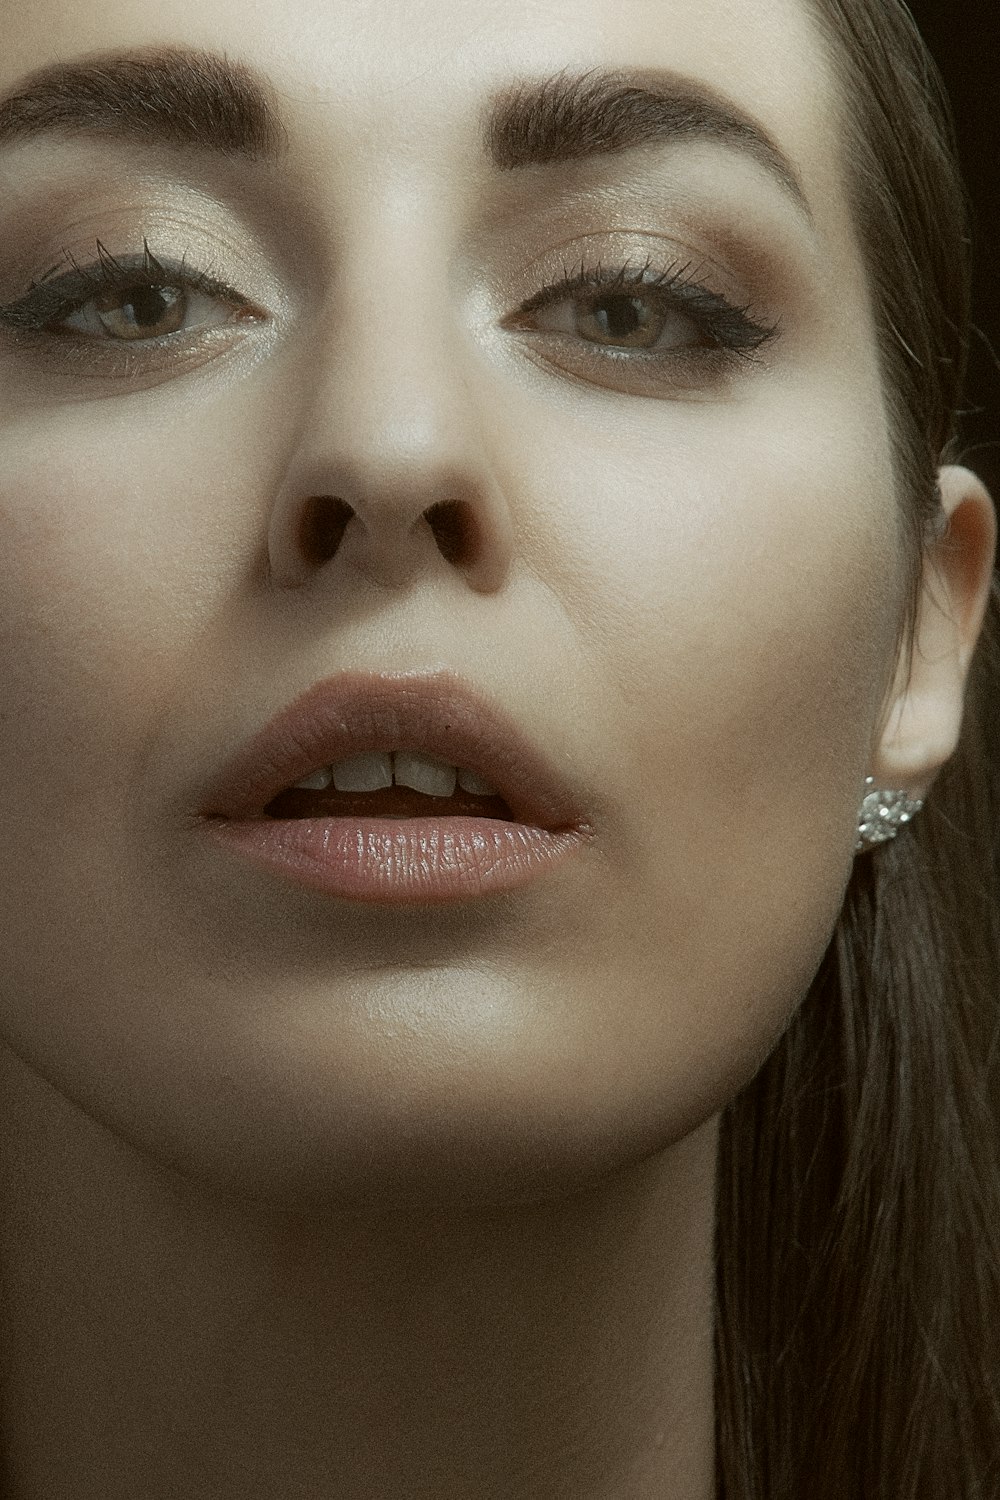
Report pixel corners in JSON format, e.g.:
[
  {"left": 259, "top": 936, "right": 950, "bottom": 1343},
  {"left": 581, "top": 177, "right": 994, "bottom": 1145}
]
[
  {"left": 0, "top": 237, "right": 780, "bottom": 381},
  {"left": 0, "top": 238, "right": 254, "bottom": 365},
  {"left": 515, "top": 252, "right": 779, "bottom": 370}
]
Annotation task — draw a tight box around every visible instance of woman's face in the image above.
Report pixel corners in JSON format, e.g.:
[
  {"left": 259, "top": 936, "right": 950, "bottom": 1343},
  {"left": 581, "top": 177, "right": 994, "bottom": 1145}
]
[{"left": 0, "top": 0, "right": 904, "bottom": 1208}]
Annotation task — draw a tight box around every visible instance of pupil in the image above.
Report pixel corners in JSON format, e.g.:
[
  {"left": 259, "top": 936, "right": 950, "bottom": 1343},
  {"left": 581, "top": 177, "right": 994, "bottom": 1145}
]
[
  {"left": 597, "top": 297, "right": 645, "bottom": 339},
  {"left": 128, "top": 286, "right": 175, "bottom": 329}
]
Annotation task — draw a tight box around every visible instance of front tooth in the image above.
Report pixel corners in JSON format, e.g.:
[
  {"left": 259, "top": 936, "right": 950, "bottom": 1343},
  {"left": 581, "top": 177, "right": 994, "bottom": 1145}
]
[
  {"left": 303, "top": 753, "right": 498, "bottom": 798},
  {"left": 457, "top": 767, "right": 500, "bottom": 796},
  {"left": 331, "top": 751, "right": 394, "bottom": 792},
  {"left": 292, "top": 767, "right": 333, "bottom": 790},
  {"left": 393, "top": 750, "right": 457, "bottom": 797}
]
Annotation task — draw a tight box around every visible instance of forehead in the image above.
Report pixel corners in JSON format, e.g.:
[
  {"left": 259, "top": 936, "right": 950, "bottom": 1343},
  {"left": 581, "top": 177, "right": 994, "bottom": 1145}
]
[{"left": 0, "top": 0, "right": 841, "bottom": 193}]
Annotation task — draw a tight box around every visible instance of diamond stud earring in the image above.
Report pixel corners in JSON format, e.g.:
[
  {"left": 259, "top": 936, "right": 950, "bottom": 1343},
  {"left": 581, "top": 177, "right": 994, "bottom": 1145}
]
[{"left": 855, "top": 776, "right": 925, "bottom": 854}]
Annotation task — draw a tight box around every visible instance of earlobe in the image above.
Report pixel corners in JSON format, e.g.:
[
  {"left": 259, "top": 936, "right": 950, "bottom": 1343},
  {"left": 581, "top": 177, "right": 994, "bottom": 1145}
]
[{"left": 872, "top": 464, "right": 997, "bottom": 794}]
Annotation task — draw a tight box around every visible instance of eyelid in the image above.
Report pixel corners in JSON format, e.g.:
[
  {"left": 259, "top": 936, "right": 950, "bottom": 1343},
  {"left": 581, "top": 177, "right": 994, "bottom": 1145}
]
[
  {"left": 0, "top": 247, "right": 258, "bottom": 332},
  {"left": 505, "top": 252, "right": 780, "bottom": 363},
  {"left": 519, "top": 261, "right": 747, "bottom": 325}
]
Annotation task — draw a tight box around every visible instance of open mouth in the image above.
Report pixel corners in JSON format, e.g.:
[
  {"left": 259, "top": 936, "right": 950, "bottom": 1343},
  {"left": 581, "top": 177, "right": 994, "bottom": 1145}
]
[
  {"left": 262, "top": 783, "right": 518, "bottom": 821},
  {"left": 201, "top": 672, "right": 590, "bottom": 835}
]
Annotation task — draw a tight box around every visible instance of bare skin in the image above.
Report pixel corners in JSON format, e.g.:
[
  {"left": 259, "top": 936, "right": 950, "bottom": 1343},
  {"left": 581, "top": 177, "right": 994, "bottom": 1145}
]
[
  {"left": 0, "top": 0, "right": 994, "bottom": 1495},
  {"left": 0, "top": 1051, "right": 718, "bottom": 1497}
]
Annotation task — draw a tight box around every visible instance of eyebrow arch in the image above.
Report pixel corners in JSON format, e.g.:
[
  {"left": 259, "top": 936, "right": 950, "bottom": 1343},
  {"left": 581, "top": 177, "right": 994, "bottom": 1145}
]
[
  {"left": 0, "top": 46, "right": 813, "bottom": 226},
  {"left": 483, "top": 66, "right": 813, "bottom": 225},
  {"left": 0, "top": 45, "right": 290, "bottom": 161}
]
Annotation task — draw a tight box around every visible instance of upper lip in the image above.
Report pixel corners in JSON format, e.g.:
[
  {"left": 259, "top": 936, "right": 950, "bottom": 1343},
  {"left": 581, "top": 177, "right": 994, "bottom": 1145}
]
[{"left": 199, "top": 668, "right": 593, "bottom": 833}]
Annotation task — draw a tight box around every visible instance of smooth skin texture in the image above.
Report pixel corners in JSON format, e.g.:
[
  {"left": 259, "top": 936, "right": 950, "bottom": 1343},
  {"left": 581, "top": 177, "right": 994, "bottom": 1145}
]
[{"left": 0, "top": 0, "right": 995, "bottom": 1494}]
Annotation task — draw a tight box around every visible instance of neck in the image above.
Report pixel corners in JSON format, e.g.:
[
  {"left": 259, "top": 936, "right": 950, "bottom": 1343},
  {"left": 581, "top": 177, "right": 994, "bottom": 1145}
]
[{"left": 0, "top": 1045, "right": 718, "bottom": 1500}]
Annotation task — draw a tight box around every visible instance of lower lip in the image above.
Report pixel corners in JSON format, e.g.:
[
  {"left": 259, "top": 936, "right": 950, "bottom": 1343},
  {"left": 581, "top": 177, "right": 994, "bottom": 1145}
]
[{"left": 203, "top": 815, "right": 590, "bottom": 904}]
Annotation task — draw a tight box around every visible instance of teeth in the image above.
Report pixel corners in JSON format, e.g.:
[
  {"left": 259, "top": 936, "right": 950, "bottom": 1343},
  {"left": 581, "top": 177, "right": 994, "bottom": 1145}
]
[
  {"left": 329, "top": 751, "right": 394, "bottom": 793},
  {"left": 291, "top": 767, "right": 333, "bottom": 790},
  {"left": 393, "top": 750, "right": 457, "bottom": 797},
  {"left": 456, "top": 766, "right": 499, "bottom": 795},
  {"left": 292, "top": 751, "right": 500, "bottom": 798}
]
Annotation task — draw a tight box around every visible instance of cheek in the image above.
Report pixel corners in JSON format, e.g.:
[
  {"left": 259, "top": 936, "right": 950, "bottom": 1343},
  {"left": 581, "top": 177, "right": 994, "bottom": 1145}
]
[
  {"left": 521, "top": 384, "right": 900, "bottom": 836},
  {"left": 0, "top": 397, "right": 259, "bottom": 800},
  {"left": 506, "top": 387, "right": 901, "bottom": 1121}
]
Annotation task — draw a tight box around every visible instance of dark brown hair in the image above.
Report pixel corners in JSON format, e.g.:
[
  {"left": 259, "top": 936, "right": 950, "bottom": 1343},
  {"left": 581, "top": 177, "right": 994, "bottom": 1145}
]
[{"left": 714, "top": 3, "right": 1000, "bottom": 1495}]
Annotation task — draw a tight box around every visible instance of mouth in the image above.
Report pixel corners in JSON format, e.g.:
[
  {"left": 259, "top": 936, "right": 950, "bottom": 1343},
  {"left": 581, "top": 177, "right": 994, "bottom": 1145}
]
[
  {"left": 262, "top": 780, "right": 516, "bottom": 823},
  {"left": 197, "top": 670, "right": 593, "bottom": 904},
  {"left": 200, "top": 668, "right": 593, "bottom": 836}
]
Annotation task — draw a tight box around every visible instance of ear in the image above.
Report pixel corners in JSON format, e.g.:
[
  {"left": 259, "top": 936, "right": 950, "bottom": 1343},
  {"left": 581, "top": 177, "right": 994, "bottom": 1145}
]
[{"left": 873, "top": 464, "right": 997, "bottom": 794}]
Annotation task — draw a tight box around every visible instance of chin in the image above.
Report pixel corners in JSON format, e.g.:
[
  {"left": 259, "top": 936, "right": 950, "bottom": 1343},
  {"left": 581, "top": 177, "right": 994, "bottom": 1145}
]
[{"left": 140, "top": 1066, "right": 715, "bottom": 1219}]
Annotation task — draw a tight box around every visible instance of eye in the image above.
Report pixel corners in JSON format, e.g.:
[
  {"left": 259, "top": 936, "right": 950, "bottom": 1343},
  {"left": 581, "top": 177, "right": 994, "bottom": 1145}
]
[
  {"left": 60, "top": 277, "right": 239, "bottom": 343},
  {"left": 505, "top": 254, "right": 779, "bottom": 380},
  {"left": 527, "top": 285, "right": 700, "bottom": 352},
  {"left": 0, "top": 238, "right": 260, "bottom": 347}
]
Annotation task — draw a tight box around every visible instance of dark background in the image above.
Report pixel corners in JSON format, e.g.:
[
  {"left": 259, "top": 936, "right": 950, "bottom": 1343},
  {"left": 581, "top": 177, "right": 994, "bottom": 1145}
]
[{"left": 912, "top": 1, "right": 999, "bottom": 502}]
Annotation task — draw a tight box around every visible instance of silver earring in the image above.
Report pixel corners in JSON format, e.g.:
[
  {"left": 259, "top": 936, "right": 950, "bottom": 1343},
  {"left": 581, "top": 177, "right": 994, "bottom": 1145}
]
[{"left": 855, "top": 776, "right": 925, "bottom": 853}]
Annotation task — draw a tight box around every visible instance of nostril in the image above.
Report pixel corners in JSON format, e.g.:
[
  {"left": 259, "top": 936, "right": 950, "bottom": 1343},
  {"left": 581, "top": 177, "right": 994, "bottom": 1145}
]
[
  {"left": 296, "top": 496, "right": 475, "bottom": 568},
  {"left": 427, "top": 500, "right": 475, "bottom": 565},
  {"left": 299, "top": 496, "right": 352, "bottom": 565}
]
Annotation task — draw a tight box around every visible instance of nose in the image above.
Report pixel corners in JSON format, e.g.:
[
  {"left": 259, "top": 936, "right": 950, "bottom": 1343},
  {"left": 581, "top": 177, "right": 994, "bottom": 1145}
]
[{"left": 265, "top": 232, "right": 515, "bottom": 596}]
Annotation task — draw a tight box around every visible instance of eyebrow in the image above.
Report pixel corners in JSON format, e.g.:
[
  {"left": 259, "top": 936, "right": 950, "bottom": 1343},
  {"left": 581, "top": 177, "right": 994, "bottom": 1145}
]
[
  {"left": 483, "top": 66, "right": 813, "bottom": 223},
  {"left": 0, "top": 46, "right": 290, "bottom": 160},
  {"left": 0, "top": 45, "right": 813, "bottom": 224}
]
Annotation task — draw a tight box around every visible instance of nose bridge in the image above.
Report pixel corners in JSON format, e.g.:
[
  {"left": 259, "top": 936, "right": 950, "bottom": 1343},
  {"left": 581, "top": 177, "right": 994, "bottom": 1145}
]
[
  {"left": 266, "top": 172, "right": 515, "bottom": 595},
  {"left": 309, "top": 178, "right": 476, "bottom": 468}
]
